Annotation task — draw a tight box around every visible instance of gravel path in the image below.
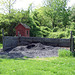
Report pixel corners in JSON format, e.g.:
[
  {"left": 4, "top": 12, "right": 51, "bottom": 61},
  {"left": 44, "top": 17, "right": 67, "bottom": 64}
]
[{"left": 0, "top": 43, "right": 68, "bottom": 58}]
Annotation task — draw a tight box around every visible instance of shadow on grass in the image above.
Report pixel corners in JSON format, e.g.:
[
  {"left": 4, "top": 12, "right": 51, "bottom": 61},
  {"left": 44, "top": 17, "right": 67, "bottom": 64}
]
[
  {"left": 0, "top": 52, "right": 32, "bottom": 60},
  {"left": 0, "top": 55, "right": 31, "bottom": 60}
]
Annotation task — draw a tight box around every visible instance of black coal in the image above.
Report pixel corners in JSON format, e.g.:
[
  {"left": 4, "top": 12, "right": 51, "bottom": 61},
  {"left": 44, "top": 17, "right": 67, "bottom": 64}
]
[{"left": 0, "top": 43, "right": 66, "bottom": 58}]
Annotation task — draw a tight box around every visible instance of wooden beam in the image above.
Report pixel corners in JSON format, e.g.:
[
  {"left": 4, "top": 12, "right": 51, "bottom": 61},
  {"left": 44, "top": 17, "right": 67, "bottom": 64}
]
[{"left": 70, "top": 31, "right": 74, "bottom": 52}]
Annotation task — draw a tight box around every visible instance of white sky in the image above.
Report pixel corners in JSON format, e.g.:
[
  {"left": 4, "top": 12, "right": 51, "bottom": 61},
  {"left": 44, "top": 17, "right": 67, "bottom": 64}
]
[
  {"left": 67, "top": 0, "right": 75, "bottom": 7},
  {"left": 0, "top": 0, "right": 75, "bottom": 13},
  {"left": 13, "top": 0, "right": 75, "bottom": 10},
  {"left": 13, "top": 0, "right": 43, "bottom": 10}
]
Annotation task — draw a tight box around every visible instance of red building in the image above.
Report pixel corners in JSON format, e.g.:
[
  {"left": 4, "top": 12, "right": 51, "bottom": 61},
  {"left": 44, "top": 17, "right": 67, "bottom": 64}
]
[{"left": 15, "top": 23, "right": 30, "bottom": 37}]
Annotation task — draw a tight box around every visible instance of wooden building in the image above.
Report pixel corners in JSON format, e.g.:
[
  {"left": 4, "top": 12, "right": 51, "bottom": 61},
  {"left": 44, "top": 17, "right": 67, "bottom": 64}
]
[{"left": 15, "top": 23, "right": 30, "bottom": 37}]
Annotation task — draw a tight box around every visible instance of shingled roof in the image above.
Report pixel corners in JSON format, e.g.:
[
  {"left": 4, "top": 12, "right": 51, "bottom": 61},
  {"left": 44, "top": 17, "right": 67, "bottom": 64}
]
[{"left": 20, "top": 23, "right": 30, "bottom": 29}]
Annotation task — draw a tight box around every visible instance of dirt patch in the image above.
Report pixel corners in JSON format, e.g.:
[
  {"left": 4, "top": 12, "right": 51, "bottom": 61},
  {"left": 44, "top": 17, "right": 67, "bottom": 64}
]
[{"left": 0, "top": 43, "right": 69, "bottom": 58}]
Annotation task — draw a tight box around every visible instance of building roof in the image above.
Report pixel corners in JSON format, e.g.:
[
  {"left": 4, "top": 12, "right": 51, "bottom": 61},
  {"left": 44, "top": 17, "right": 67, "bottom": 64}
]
[{"left": 20, "top": 23, "right": 30, "bottom": 29}]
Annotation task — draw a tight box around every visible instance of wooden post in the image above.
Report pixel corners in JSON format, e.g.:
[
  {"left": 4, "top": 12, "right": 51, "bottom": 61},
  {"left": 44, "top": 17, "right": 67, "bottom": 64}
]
[
  {"left": 2, "top": 28, "right": 4, "bottom": 50},
  {"left": 70, "top": 31, "right": 74, "bottom": 52},
  {"left": 73, "top": 38, "right": 74, "bottom": 52}
]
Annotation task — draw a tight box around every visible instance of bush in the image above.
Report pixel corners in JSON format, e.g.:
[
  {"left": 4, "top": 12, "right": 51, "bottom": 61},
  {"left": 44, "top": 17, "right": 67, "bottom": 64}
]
[
  {"left": 0, "top": 34, "right": 2, "bottom": 43},
  {"left": 72, "top": 52, "right": 75, "bottom": 57},
  {"left": 58, "top": 49, "right": 73, "bottom": 57},
  {"left": 53, "top": 27, "right": 59, "bottom": 32},
  {"left": 49, "top": 32, "right": 66, "bottom": 38},
  {"left": 58, "top": 32, "right": 65, "bottom": 38}
]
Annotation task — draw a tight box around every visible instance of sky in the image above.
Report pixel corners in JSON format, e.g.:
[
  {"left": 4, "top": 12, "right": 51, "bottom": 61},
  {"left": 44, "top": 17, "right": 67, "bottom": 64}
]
[
  {"left": 0, "top": 0, "right": 75, "bottom": 13},
  {"left": 67, "top": 0, "right": 75, "bottom": 7},
  {"left": 13, "top": 0, "right": 43, "bottom": 10},
  {"left": 13, "top": 0, "right": 75, "bottom": 10}
]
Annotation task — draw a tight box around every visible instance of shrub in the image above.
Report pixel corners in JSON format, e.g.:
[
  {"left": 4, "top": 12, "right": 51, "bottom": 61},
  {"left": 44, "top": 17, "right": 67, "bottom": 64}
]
[
  {"left": 0, "top": 34, "right": 2, "bottom": 42},
  {"left": 53, "top": 27, "right": 59, "bottom": 32},
  {"left": 72, "top": 52, "right": 75, "bottom": 57},
  {"left": 58, "top": 49, "right": 73, "bottom": 57},
  {"left": 58, "top": 32, "right": 65, "bottom": 38},
  {"left": 49, "top": 32, "right": 66, "bottom": 38}
]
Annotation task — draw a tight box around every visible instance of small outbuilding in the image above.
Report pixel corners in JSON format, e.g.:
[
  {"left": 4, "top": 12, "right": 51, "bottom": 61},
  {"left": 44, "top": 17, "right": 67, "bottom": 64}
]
[{"left": 15, "top": 23, "right": 30, "bottom": 37}]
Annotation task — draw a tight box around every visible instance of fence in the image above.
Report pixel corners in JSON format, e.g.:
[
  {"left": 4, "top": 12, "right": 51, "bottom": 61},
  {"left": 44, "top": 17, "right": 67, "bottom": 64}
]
[
  {"left": 70, "top": 31, "right": 75, "bottom": 52},
  {"left": 3, "top": 36, "right": 70, "bottom": 50},
  {"left": 2, "top": 29, "right": 73, "bottom": 51}
]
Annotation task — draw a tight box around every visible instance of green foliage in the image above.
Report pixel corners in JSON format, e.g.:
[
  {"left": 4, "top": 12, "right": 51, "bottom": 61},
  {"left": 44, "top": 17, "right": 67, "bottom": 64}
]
[
  {"left": 0, "top": 43, "right": 3, "bottom": 49},
  {"left": 0, "top": 0, "right": 75, "bottom": 41},
  {"left": 44, "top": 0, "right": 70, "bottom": 28},
  {"left": 0, "top": 29, "right": 2, "bottom": 42},
  {"left": 49, "top": 31, "right": 69, "bottom": 38},
  {"left": 0, "top": 57, "right": 75, "bottom": 75},
  {"left": 36, "top": 56, "right": 39, "bottom": 58},
  {"left": 24, "top": 56, "right": 29, "bottom": 58},
  {"left": 72, "top": 52, "right": 75, "bottom": 57},
  {"left": 58, "top": 49, "right": 73, "bottom": 57},
  {"left": 70, "top": 5, "right": 75, "bottom": 22},
  {"left": 53, "top": 27, "right": 59, "bottom": 32}
]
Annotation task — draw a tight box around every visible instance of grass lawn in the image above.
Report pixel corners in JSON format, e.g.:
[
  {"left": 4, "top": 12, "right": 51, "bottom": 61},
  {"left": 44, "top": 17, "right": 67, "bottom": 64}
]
[
  {"left": 0, "top": 57, "right": 75, "bottom": 75},
  {"left": 0, "top": 43, "right": 3, "bottom": 49}
]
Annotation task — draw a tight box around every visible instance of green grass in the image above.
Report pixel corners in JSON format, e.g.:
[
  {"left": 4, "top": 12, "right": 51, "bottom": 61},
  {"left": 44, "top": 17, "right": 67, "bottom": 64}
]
[
  {"left": 0, "top": 57, "right": 75, "bottom": 75},
  {"left": 0, "top": 45, "right": 75, "bottom": 75},
  {"left": 0, "top": 43, "right": 3, "bottom": 49}
]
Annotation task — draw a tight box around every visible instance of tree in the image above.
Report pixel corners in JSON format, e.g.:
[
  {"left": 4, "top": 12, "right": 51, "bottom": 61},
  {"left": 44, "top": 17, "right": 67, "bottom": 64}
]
[
  {"left": 44, "top": 0, "right": 70, "bottom": 28},
  {"left": 71, "top": 5, "right": 75, "bottom": 22},
  {"left": 0, "top": 0, "right": 16, "bottom": 13}
]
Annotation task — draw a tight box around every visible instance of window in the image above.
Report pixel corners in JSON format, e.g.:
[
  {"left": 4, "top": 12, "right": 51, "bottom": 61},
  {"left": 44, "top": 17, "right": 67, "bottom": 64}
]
[{"left": 27, "top": 31, "right": 28, "bottom": 35}]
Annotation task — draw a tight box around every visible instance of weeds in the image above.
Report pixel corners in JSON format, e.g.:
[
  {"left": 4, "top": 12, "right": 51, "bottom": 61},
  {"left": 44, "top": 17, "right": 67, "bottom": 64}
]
[
  {"left": 58, "top": 49, "right": 73, "bottom": 57},
  {"left": 0, "top": 43, "right": 3, "bottom": 49}
]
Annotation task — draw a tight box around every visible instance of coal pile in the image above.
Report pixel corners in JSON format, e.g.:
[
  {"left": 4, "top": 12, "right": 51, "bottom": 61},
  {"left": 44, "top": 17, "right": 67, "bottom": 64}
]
[{"left": 0, "top": 43, "right": 63, "bottom": 58}]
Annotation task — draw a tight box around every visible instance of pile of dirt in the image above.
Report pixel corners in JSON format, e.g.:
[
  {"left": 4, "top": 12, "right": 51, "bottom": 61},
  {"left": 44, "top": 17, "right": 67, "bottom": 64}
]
[{"left": 0, "top": 43, "right": 66, "bottom": 58}]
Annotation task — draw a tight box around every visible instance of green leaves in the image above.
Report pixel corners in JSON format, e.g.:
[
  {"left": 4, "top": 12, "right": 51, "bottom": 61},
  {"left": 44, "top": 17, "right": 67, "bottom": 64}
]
[
  {"left": 58, "top": 49, "right": 73, "bottom": 57},
  {"left": 0, "top": 0, "right": 74, "bottom": 40},
  {"left": 44, "top": 0, "right": 70, "bottom": 28}
]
